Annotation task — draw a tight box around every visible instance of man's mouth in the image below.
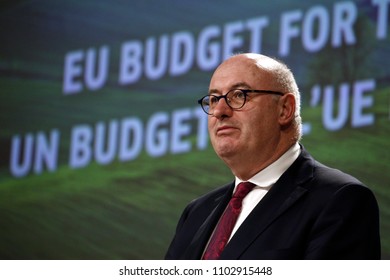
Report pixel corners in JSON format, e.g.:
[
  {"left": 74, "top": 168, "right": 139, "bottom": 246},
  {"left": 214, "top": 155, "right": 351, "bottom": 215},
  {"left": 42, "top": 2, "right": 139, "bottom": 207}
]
[{"left": 216, "top": 125, "right": 238, "bottom": 134}]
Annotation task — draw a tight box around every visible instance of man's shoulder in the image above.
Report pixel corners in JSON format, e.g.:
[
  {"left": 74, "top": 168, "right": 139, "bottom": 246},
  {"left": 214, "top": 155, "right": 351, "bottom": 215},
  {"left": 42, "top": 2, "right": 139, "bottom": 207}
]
[
  {"left": 297, "top": 155, "right": 378, "bottom": 208},
  {"left": 294, "top": 147, "right": 373, "bottom": 199},
  {"left": 297, "top": 146, "right": 366, "bottom": 187},
  {"left": 312, "top": 160, "right": 365, "bottom": 187}
]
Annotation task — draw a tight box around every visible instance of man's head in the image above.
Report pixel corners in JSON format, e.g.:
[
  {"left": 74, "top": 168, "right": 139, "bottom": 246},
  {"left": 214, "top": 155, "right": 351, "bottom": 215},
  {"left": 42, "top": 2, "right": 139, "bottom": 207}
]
[{"left": 205, "top": 53, "right": 302, "bottom": 180}]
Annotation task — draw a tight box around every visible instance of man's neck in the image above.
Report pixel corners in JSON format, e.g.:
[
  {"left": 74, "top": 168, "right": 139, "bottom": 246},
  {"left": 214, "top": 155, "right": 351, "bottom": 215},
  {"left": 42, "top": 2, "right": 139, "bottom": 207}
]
[{"left": 227, "top": 141, "right": 298, "bottom": 181}]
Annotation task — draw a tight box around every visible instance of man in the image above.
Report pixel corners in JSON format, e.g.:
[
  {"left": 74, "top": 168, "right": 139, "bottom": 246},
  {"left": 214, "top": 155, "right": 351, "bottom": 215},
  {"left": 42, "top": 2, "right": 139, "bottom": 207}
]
[{"left": 165, "top": 53, "right": 381, "bottom": 260}]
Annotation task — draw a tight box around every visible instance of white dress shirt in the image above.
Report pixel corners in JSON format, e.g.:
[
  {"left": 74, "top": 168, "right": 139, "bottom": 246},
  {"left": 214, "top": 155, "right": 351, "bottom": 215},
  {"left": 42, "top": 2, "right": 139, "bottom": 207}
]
[{"left": 229, "top": 143, "right": 301, "bottom": 240}]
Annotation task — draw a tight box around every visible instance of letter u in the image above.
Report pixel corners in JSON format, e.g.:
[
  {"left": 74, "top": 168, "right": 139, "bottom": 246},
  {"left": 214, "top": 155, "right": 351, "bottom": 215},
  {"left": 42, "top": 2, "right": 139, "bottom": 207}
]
[{"left": 10, "top": 134, "right": 34, "bottom": 177}]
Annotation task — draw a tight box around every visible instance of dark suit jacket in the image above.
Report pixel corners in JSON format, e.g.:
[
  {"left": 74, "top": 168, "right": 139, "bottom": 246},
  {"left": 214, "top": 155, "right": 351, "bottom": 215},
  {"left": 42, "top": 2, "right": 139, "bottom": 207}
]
[{"left": 165, "top": 147, "right": 381, "bottom": 259}]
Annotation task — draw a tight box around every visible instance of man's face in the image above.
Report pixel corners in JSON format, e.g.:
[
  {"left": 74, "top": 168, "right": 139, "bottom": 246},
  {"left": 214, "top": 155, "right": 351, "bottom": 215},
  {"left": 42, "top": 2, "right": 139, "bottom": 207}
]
[{"left": 208, "top": 56, "right": 281, "bottom": 169}]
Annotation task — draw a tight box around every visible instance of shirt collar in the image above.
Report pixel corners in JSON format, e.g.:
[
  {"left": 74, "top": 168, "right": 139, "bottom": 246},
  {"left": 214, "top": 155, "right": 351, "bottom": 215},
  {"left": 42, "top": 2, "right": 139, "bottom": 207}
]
[{"left": 235, "top": 143, "right": 301, "bottom": 189}]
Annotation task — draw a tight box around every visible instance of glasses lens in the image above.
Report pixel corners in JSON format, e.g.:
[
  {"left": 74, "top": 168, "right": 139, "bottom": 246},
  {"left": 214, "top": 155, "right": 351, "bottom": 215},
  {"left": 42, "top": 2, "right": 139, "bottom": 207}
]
[
  {"left": 201, "top": 96, "right": 211, "bottom": 114},
  {"left": 199, "top": 90, "right": 247, "bottom": 115},
  {"left": 226, "top": 89, "right": 246, "bottom": 109}
]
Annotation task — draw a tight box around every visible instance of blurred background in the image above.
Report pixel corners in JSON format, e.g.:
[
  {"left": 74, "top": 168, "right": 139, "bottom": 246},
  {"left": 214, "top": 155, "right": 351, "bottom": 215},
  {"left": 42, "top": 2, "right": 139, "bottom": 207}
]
[{"left": 0, "top": 0, "right": 389, "bottom": 259}]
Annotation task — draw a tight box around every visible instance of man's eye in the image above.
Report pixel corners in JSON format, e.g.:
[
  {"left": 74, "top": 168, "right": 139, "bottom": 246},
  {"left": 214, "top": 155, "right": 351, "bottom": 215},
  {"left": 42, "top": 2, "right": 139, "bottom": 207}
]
[
  {"left": 209, "top": 96, "right": 219, "bottom": 104},
  {"left": 233, "top": 90, "right": 246, "bottom": 99}
]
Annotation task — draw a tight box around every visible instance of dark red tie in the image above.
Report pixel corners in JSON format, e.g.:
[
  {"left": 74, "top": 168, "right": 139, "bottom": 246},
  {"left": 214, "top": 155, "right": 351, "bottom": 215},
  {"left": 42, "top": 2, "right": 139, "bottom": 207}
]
[{"left": 202, "top": 182, "right": 255, "bottom": 260}]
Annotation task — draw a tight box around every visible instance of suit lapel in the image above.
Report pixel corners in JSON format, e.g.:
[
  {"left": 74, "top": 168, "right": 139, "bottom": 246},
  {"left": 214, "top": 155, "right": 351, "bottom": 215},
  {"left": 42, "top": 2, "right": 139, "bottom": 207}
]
[
  {"left": 181, "top": 182, "right": 235, "bottom": 259},
  {"left": 221, "top": 148, "right": 315, "bottom": 259}
]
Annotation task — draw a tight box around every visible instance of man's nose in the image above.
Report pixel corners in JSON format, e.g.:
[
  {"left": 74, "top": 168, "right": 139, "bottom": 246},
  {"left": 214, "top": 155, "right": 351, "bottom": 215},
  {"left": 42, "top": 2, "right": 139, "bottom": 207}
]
[{"left": 212, "top": 98, "right": 233, "bottom": 119}]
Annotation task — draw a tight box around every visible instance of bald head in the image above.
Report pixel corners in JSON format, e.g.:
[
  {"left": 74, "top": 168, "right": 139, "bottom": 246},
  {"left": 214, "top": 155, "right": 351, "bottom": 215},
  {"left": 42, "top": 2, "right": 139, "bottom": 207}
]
[{"left": 214, "top": 53, "right": 302, "bottom": 140}]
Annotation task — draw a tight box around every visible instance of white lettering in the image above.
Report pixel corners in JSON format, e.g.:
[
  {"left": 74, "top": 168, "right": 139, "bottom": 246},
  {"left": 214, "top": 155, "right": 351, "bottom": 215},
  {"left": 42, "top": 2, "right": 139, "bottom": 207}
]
[
  {"left": 33, "top": 130, "right": 60, "bottom": 174},
  {"left": 10, "top": 134, "right": 34, "bottom": 177},
  {"left": 193, "top": 107, "right": 209, "bottom": 150},
  {"left": 197, "top": 25, "right": 221, "bottom": 71},
  {"left": 352, "top": 79, "right": 376, "bottom": 128},
  {"left": 279, "top": 10, "right": 303, "bottom": 56},
  {"left": 332, "top": 1, "right": 357, "bottom": 47},
  {"left": 85, "top": 46, "right": 110, "bottom": 91},
  {"left": 145, "top": 35, "right": 169, "bottom": 80},
  {"left": 119, "top": 41, "right": 143, "bottom": 85},
  {"left": 372, "top": 0, "right": 390, "bottom": 39},
  {"left": 146, "top": 112, "right": 169, "bottom": 157},
  {"left": 302, "top": 6, "right": 330, "bottom": 52},
  {"left": 323, "top": 84, "right": 350, "bottom": 131},
  {"left": 63, "top": 50, "right": 83, "bottom": 94},
  {"left": 246, "top": 17, "right": 270, "bottom": 53},
  {"left": 95, "top": 120, "right": 118, "bottom": 165},
  {"left": 223, "top": 21, "right": 245, "bottom": 59},
  {"left": 317, "top": 80, "right": 376, "bottom": 131},
  {"left": 10, "top": 130, "right": 60, "bottom": 177},
  {"left": 69, "top": 125, "right": 93, "bottom": 169},
  {"left": 119, "top": 118, "right": 143, "bottom": 161},
  {"left": 170, "top": 31, "right": 195, "bottom": 76},
  {"left": 170, "top": 108, "right": 192, "bottom": 154}
]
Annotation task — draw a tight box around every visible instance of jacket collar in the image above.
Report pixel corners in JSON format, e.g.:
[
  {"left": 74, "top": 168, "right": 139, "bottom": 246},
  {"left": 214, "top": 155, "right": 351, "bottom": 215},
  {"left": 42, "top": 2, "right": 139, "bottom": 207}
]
[
  {"left": 221, "top": 146, "right": 315, "bottom": 259},
  {"left": 182, "top": 145, "right": 315, "bottom": 259}
]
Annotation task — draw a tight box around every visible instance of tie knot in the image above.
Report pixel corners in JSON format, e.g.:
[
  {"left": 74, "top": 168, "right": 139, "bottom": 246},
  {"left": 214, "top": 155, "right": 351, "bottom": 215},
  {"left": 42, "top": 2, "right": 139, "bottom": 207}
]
[{"left": 233, "top": 182, "right": 255, "bottom": 199}]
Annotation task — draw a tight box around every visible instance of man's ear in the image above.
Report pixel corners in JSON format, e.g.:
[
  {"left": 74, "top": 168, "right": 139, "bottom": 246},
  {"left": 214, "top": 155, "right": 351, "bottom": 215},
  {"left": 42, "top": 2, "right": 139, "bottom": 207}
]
[{"left": 278, "top": 93, "right": 296, "bottom": 126}]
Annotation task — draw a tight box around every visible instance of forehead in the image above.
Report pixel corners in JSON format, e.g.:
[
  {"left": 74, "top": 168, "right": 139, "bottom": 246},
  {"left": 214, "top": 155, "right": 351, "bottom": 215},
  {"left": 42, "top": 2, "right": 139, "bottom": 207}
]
[{"left": 209, "top": 56, "right": 271, "bottom": 91}]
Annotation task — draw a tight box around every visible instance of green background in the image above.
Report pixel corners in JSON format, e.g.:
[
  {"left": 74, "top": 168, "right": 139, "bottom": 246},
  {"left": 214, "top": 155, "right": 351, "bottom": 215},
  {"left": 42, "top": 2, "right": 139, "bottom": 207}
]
[{"left": 0, "top": 0, "right": 389, "bottom": 259}]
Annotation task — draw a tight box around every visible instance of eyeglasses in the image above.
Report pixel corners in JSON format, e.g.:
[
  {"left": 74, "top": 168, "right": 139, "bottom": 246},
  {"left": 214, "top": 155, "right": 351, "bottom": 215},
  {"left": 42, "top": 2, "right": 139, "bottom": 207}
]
[{"left": 197, "top": 89, "right": 284, "bottom": 115}]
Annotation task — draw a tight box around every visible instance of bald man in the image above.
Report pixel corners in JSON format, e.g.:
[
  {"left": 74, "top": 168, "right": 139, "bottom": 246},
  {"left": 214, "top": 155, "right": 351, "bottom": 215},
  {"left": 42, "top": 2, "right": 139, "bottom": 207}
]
[{"left": 165, "top": 53, "right": 380, "bottom": 260}]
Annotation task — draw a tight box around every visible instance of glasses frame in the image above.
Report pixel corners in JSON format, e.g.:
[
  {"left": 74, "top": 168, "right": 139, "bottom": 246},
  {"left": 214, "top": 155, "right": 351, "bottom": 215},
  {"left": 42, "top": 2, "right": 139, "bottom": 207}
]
[{"left": 197, "top": 89, "right": 284, "bottom": 115}]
